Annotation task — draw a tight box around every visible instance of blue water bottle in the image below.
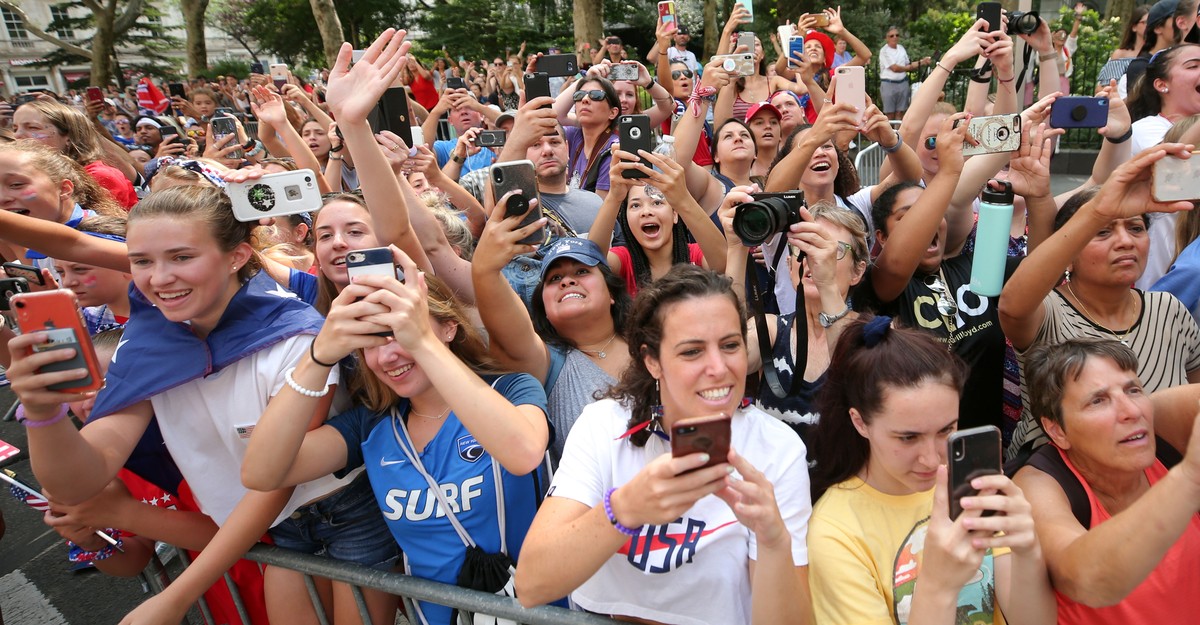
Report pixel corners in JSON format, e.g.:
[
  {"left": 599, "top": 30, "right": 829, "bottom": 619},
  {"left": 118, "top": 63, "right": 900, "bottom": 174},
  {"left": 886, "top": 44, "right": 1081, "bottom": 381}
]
[{"left": 969, "top": 180, "right": 1014, "bottom": 297}]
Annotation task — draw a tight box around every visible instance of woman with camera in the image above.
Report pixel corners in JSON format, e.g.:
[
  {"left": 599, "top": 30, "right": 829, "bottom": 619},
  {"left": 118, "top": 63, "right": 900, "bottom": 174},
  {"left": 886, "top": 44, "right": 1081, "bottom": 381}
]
[
  {"left": 586, "top": 146, "right": 727, "bottom": 296},
  {"left": 514, "top": 264, "right": 815, "bottom": 625},
  {"left": 806, "top": 316, "right": 1054, "bottom": 625}
]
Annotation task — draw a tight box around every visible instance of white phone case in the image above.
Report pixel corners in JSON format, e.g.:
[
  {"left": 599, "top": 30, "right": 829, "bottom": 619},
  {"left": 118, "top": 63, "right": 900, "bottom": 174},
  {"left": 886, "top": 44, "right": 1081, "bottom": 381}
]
[{"left": 227, "top": 170, "right": 322, "bottom": 222}]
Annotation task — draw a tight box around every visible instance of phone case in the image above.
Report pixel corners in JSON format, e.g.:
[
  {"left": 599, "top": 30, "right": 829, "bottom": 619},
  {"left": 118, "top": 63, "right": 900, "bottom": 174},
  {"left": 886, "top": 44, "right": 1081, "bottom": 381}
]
[
  {"left": 788, "top": 36, "right": 805, "bottom": 67},
  {"left": 947, "top": 425, "right": 1001, "bottom": 520},
  {"left": 477, "top": 130, "right": 507, "bottom": 147},
  {"left": 446, "top": 76, "right": 466, "bottom": 90},
  {"left": 977, "top": 2, "right": 1002, "bottom": 32},
  {"left": 11, "top": 290, "right": 104, "bottom": 393},
  {"left": 713, "top": 54, "right": 756, "bottom": 77},
  {"left": 658, "top": 1, "right": 677, "bottom": 30},
  {"left": 270, "top": 64, "right": 288, "bottom": 86},
  {"left": 735, "top": 0, "right": 753, "bottom": 20},
  {"left": 168, "top": 83, "right": 186, "bottom": 99},
  {"left": 209, "top": 116, "right": 243, "bottom": 159},
  {"left": 250, "top": 62, "right": 264, "bottom": 74},
  {"left": 737, "top": 32, "right": 756, "bottom": 53},
  {"left": 537, "top": 54, "right": 578, "bottom": 78},
  {"left": 3, "top": 262, "right": 44, "bottom": 285},
  {"left": 1153, "top": 155, "right": 1200, "bottom": 202},
  {"left": 618, "top": 115, "right": 653, "bottom": 179},
  {"left": 86, "top": 87, "right": 104, "bottom": 102},
  {"left": 835, "top": 66, "right": 866, "bottom": 124},
  {"left": 0, "top": 277, "right": 30, "bottom": 311},
  {"left": 671, "top": 414, "right": 732, "bottom": 471},
  {"left": 227, "top": 170, "right": 323, "bottom": 222},
  {"left": 345, "top": 247, "right": 403, "bottom": 282},
  {"left": 610, "top": 63, "right": 640, "bottom": 82},
  {"left": 1049, "top": 97, "right": 1109, "bottom": 129},
  {"left": 524, "top": 72, "right": 551, "bottom": 103},
  {"left": 962, "top": 114, "right": 1021, "bottom": 156},
  {"left": 367, "top": 87, "right": 413, "bottom": 148},
  {"left": 490, "top": 160, "right": 545, "bottom": 246}
]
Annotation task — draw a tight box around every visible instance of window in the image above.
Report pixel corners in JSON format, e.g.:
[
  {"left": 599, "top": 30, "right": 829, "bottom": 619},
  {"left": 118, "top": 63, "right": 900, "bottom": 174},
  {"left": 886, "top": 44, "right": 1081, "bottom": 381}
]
[
  {"left": 15, "top": 75, "right": 51, "bottom": 88},
  {"left": 51, "top": 5, "right": 73, "bottom": 39},
  {"left": 1, "top": 7, "right": 30, "bottom": 45}
]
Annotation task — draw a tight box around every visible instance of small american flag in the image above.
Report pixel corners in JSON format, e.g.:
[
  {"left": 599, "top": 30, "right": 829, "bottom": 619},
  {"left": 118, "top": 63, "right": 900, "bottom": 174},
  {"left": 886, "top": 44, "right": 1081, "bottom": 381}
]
[{"left": 2, "top": 470, "right": 49, "bottom": 512}]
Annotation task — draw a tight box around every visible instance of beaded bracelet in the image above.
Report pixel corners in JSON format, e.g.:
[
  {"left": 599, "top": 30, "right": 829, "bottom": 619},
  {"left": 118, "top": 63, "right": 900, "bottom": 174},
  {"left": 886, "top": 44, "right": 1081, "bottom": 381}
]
[
  {"left": 284, "top": 367, "right": 330, "bottom": 398},
  {"left": 17, "top": 404, "right": 70, "bottom": 428},
  {"left": 603, "top": 487, "right": 643, "bottom": 536}
]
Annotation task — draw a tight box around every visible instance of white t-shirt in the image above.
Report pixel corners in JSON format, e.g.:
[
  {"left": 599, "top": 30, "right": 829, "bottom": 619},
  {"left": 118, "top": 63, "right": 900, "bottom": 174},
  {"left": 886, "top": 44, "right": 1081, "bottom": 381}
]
[
  {"left": 879, "top": 44, "right": 910, "bottom": 81},
  {"left": 149, "top": 334, "right": 357, "bottom": 526},
  {"left": 667, "top": 47, "right": 702, "bottom": 74},
  {"left": 1130, "top": 114, "right": 1177, "bottom": 289},
  {"left": 548, "top": 399, "right": 811, "bottom": 625}
]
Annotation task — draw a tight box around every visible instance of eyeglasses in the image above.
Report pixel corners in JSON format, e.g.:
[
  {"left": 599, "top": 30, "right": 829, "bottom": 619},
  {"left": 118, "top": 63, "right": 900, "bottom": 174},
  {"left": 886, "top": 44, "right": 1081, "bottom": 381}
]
[
  {"left": 923, "top": 136, "right": 937, "bottom": 151},
  {"left": 923, "top": 274, "right": 957, "bottom": 318},
  {"left": 887, "top": 33, "right": 900, "bottom": 38},
  {"left": 493, "top": 61, "right": 504, "bottom": 66},
  {"left": 671, "top": 69, "right": 695, "bottom": 80},
  {"left": 835, "top": 241, "right": 852, "bottom": 261},
  {"left": 573, "top": 89, "right": 608, "bottom": 102}
]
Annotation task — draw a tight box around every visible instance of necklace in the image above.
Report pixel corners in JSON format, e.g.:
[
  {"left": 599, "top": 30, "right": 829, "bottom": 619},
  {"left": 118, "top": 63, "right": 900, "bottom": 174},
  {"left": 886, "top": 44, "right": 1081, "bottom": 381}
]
[
  {"left": 410, "top": 405, "right": 451, "bottom": 420},
  {"left": 579, "top": 333, "right": 618, "bottom": 359},
  {"left": 1065, "top": 282, "right": 1135, "bottom": 345}
]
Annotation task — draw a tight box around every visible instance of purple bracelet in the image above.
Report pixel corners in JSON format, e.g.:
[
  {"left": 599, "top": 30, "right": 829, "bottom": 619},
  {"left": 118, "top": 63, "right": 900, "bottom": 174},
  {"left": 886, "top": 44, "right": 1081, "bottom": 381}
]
[
  {"left": 16, "top": 404, "right": 70, "bottom": 428},
  {"left": 603, "top": 487, "right": 643, "bottom": 536}
]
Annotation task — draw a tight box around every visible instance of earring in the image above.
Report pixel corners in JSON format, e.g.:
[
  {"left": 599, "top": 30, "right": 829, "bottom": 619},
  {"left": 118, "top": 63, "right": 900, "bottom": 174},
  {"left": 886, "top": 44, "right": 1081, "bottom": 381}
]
[
  {"left": 650, "top": 379, "right": 664, "bottom": 421},
  {"left": 1162, "top": 88, "right": 1170, "bottom": 93},
  {"left": 1064, "top": 268, "right": 1071, "bottom": 283}
]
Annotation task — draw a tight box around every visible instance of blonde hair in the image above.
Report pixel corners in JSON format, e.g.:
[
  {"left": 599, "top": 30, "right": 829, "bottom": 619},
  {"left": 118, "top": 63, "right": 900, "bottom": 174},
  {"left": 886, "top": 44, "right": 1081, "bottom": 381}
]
[
  {"left": 0, "top": 140, "right": 124, "bottom": 219},
  {"left": 17, "top": 99, "right": 106, "bottom": 164},
  {"left": 422, "top": 193, "right": 475, "bottom": 261},
  {"left": 129, "top": 185, "right": 262, "bottom": 282},
  {"left": 810, "top": 201, "right": 870, "bottom": 265}
]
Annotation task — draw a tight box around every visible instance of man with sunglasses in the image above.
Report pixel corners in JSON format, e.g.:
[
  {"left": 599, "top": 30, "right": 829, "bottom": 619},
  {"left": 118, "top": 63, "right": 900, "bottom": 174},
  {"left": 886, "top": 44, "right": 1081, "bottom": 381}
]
[{"left": 879, "top": 27, "right": 929, "bottom": 121}]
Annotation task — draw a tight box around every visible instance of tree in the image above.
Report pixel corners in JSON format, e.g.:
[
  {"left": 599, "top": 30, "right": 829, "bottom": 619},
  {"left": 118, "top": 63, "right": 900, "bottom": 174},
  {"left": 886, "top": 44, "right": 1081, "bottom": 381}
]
[
  {"left": 573, "top": 0, "right": 602, "bottom": 53},
  {"left": 309, "top": 0, "right": 345, "bottom": 67},
  {"left": 209, "top": 0, "right": 262, "bottom": 60},
  {"left": 180, "top": 0, "right": 210, "bottom": 77}
]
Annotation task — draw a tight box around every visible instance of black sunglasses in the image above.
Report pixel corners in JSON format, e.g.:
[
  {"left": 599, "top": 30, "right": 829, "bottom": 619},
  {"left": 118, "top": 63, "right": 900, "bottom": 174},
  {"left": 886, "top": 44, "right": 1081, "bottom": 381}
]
[
  {"left": 924, "top": 136, "right": 936, "bottom": 150},
  {"left": 671, "top": 69, "right": 695, "bottom": 80},
  {"left": 573, "top": 89, "right": 609, "bottom": 102}
]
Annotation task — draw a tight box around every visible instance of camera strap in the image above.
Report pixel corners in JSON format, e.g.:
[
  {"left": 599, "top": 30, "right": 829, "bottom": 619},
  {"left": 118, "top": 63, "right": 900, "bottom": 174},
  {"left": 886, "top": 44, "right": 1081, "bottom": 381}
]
[
  {"left": 1015, "top": 44, "right": 1034, "bottom": 93},
  {"left": 746, "top": 245, "right": 806, "bottom": 399}
]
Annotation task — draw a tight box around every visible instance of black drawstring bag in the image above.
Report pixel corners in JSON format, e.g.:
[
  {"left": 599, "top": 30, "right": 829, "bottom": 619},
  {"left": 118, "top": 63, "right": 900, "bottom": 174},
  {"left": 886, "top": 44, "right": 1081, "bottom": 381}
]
[{"left": 457, "top": 546, "right": 515, "bottom": 593}]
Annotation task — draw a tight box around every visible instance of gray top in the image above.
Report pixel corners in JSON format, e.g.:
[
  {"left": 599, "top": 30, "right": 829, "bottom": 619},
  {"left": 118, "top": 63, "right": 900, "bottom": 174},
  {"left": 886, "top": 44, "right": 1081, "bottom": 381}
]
[{"left": 545, "top": 345, "right": 616, "bottom": 469}]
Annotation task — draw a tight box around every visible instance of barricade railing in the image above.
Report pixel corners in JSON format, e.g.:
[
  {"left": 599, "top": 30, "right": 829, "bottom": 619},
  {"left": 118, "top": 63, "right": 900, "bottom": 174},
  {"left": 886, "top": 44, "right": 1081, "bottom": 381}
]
[{"left": 159, "top": 542, "right": 615, "bottom": 625}]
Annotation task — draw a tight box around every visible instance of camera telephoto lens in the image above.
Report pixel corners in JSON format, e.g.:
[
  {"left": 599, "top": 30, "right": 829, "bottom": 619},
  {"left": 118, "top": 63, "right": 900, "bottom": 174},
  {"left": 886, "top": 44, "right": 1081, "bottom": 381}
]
[
  {"left": 733, "top": 196, "right": 796, "bottom": 246},
  {"left": 1007, "top": 11, "right": 1041, "bottom": 36}
]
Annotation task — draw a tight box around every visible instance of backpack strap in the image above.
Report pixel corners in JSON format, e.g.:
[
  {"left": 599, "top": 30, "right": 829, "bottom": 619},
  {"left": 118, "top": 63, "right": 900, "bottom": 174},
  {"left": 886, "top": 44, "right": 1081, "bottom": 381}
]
[
  {"left": 1156, "top": 435, "right": 1183, "bottom": 469},
  {"left": 1023, "top": 443, "right": 1092, "bottom": 528}
]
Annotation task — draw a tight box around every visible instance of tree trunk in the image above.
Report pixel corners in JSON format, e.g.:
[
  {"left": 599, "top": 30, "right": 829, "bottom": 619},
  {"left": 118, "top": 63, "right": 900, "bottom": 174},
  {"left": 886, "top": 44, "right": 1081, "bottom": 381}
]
[
  {"left": 1106, "top": 0, "right": 1134, "bottom": 21},
  {"left": 308, "top": 0, "right": 345, "bottom": 68},
  {"left": 573, "top": 0, "right": 603, "bottom": 57},
  {"left": 703, "top": 0, "right": 718, "bottom": 58},
  {"left": 92, "top": 8, "right": 116, "bottom": 86},
  {"left": 181, "top": 0, "right": 209, "bottom": 77}
]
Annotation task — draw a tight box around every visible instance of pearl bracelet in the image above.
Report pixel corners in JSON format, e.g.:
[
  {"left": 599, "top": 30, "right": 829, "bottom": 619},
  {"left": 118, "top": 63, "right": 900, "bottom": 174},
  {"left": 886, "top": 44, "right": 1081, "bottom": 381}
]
[{"left": 284, "top": 367, "right": 330, "bottom": 398}]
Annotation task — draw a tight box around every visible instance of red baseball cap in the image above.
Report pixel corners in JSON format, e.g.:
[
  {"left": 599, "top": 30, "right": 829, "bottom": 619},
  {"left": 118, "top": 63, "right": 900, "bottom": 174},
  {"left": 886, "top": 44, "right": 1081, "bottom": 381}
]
[
  {"left": 745, "top": 101, "right": 782, "bottom": 123},
  {"left": 805, "top": 30, "right": 835, "bottom": 69}
]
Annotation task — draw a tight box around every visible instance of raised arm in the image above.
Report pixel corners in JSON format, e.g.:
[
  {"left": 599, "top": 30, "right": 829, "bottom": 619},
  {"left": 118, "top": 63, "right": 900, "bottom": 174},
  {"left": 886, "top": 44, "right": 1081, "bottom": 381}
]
[
  {"left": 643, "top": 149, "right": 728, "bottom": 273},
  {"left": 672, "top": 58, "right": 733, "bottom": 212},
  {"left": 766, "top": 102, "right": 858, "bottom": 192},
  {"left": 824, "top": 8, "right": 871, "bottom": 67},
  {"left": 0, "top": 211, "right": 129, "bottom": 272},
  {"left": 250, "top": 86, "right": 333, "bottom": 194},
  {"left": 586, "top": 157, "right": 633, "bottom": 258}
]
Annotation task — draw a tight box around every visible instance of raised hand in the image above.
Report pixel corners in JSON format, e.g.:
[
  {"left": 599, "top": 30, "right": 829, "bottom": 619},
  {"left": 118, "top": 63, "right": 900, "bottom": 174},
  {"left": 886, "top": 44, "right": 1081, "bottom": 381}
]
[
  {"left": 326, "top": 28, "right": 411, "bottom": 123},
  {"left": 248, "top": 85, "right": 288, "bottom": 127}
]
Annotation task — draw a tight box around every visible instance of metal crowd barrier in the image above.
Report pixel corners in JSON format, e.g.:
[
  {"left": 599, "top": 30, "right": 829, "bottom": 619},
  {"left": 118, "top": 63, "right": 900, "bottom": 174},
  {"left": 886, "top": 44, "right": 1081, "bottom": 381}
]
[{"left": 159, "top": 542, "right": 613, "bottom": 625}]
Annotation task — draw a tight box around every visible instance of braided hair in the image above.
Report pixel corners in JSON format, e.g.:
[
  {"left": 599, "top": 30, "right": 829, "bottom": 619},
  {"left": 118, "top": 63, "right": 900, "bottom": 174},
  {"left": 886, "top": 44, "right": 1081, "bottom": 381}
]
[{"left": 616, "top": 185, "right": 693, "bottom": 292}]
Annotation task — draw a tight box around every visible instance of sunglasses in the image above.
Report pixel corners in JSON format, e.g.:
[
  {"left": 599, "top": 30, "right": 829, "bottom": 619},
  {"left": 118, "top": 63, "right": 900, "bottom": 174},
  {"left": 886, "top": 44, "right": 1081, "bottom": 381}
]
[
  {"left": 923, "top": 136, "right": 937, "bottom": 151},
  {"left": 671, "top": 69, "right": 695, "bottom": 80},
  {"left": 887, "top": 33, "right": 900, "bottom": 38},
  {"left": 573, "top": 89, "right": 609, "bottom": 102}
]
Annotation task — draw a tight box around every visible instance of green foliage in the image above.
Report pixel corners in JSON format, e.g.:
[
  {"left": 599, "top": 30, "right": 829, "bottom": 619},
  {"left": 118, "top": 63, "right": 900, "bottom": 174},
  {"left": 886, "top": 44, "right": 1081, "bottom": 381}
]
[
  {"left": 414, "top": 0, "right": 574, "bottom": 62},
  {"left": 241, "top": 0, "right": 327, "bottom": 65},
  {"left": 206, "top": 57, "right": 252, "bottom": 78},
  {"left": 41, "top": 0, "right": 182, "bottom": 81}
]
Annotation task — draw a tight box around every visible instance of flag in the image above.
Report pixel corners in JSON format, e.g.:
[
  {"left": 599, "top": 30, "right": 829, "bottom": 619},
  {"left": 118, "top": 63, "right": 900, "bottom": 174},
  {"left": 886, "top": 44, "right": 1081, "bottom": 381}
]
[
  {"left": 0, "top": 437, "right": 18, "bottom": 462},
  {"left": 4, "top": 471, "right": 49, "bottom": 512},
  {"left": 137, "top": 77, "right": 169, "bottom": 114}
]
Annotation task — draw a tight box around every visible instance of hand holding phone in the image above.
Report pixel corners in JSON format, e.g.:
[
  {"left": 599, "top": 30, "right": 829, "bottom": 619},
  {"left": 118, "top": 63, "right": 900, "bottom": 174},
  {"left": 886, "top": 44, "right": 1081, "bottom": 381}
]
[
  {"left": 490, "top": 160, "right": 546, "bottom": 246},
  {"left": 11, "top": 290, "right": 105, "bottom": 393},
  {"left": 670, "top": 414, "right": 732, "bottom": 472},
  {"left": 947, "top": 426, "right": 1001, "bottom": 520}
]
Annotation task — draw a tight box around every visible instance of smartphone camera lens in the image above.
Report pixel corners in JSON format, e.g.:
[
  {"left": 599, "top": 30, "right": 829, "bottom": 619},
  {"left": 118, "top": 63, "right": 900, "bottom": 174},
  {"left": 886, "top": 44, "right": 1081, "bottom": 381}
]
[
  {"left": 304, "top": 176, "right": 312, "bottom": 184},
  {"left": 953, "top": 442, "right": 965, "bottom": 460},
  {"left": 13, "top": 300, "right": 23, "bottom": 309},
  {"left": 347, "top": 252, "right": 364, "bottom": 264},
  {"left": 493, "top": 169, "right": 504, "bottom": 184}
]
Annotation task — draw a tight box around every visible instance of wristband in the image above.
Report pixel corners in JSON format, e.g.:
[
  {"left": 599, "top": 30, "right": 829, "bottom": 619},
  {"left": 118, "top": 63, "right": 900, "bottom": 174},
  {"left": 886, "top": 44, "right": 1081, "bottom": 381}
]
[
  {"left": 881, "top": 130, "right": 903, "bottom": 153},
  {"left": 328, "top": 153, "right": 344, "bottom": 161},
  {"left": 1038, "top": 51, "right": 1058, "bottom": 62},
  {"left": 245, "top": 140, "right": 264, "bottom": 157},
  {"left": 1105, "top": 127, "right": 1133, "bottom": 144},
  {"left": 687, "top": 84, "right": 718, "bottom": 118},
  {"left": 242, "top": 139, "right": 256, "bottom": 151},
  {"left": 17, "top": 404, "right": 70, "bottom": 428},
  {"left": 934, "top": 61, "right": 952, "bottom": 74},
  {"left": 969, "top": 70, "right": 992, "bottom": 84},
  {"left": 329, "top": 143, "right": 343, "bottom": 153},
  {"left": 310, "top": 340, "right": 339, "bottom": 368},
  {"left": 996, "top": 74, "right": 1015, "bottom": 84},
  {"left": 283, "top": 367, "right": 330, "bottom": 398},
  {"left": 451, "top": 153, "right": 464, "bottom": 164},
  {"left": 603, "top": 487, "right": 643, "bottom": 536}
]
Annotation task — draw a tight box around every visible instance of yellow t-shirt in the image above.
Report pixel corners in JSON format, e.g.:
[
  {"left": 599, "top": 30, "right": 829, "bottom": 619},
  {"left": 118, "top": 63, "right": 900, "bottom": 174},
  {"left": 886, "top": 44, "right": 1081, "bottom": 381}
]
[{"left": 808, "top": 477, "right": 1008, "bottom": 625}]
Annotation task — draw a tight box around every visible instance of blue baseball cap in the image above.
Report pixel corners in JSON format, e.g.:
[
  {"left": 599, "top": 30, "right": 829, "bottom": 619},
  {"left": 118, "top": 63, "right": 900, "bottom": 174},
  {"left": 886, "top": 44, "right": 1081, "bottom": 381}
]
[{"left": 538, "top": 237, "right": 608, "bottom": 281}]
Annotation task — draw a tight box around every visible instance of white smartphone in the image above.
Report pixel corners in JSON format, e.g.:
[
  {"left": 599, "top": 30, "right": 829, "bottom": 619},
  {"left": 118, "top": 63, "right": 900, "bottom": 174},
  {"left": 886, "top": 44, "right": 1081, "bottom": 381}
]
[
  {"left": 227, "top": 169, "right": 322, "bottom": 222},
  {"left": 1153, "top": 155, "right": 1200, "bottom": 202},
  {"left": 961, "top": 114, "right": 1022, "bottom": 157},
  {"left": 269, "top": 63, "right": 289, "bottom": 89},
  {"left": 835, "top": 65, "right": 866, "bottom": 125}
]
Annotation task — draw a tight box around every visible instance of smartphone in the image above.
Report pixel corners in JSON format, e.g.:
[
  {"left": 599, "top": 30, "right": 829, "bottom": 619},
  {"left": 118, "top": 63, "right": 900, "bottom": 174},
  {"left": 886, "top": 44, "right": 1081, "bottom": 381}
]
[
  {"left": 0, "top": 277, "right": 30, "bottom": 312},
  {"left": 618, "top": 114, "right": 653, "bottom": 179},
  {"left": 411, "top": 125, "right": 425, "bottom": 148},
  {"left": 269, "top": 63, "right": 289, "bottom": 89},
  {"left": 168, "top": 82, "right": 186, "bottom": 100},
  {"left": 737, "top": 31, "right": 756, "bottom": 53},
  {"left": 712, "top": 53, "right": 756, "bottom": 77},
  {"left": 1049, "top": 96, "right": 1109, "bottom": 129},
  {"left": 3, "top": 262, "right": 45, "bottom": 286},
  {"left": 524, "top": 72, "right": 552, "bottom": 104},
  {"left": 475, "top": 130, "right": 506, "bottom": 147},
  {"left": 835, "top": 65, "right": 866, "bottom": 125},
  {"left": 86, "top": 86, "right": 104, "bottom": 103},
  {"left": 670, "top": 413, "right": 732, "bottom": 472},
  {"left": 947, "top": 425, "right": 1002, "bottom": 520},
  {"left": 366, "top": 87, "right": 414, "bottom": 149},
  {"left": 11, "top": 290, "right": 104, "bottom": 393},
  {"left": 813, "top": 13, "right": 830, "bottom": 28},
  {"left": 14, "top": 93, "right": 37, "bottom": 106},
  {"left": 788, "top": 35, "right": 805, "bottom": 67},
  {"left": 351, "top": 49, "right": 366, "bottom": 64},
  {"left": 209, "top": 115, "right": 242, "bottom": 159},
  {"left": 610, "top": 62, "right": 640, "bottom": 82},
  {"left": 658, "top": 1, "right": 677, "bottom": 32},
  {"left": 735, "top": 0, "right": 753, "bottom": 21},
  {"left": 446, "top": 76, "right": 467, "bottom": 90},
  {"left": 977, "top": 2, "right": 1003, "bottom": 33},
  {"left": 777, "top": 24, "right": 796, "bottom": 43},
  {"left": 537, "top": 54, "right": 578, "bottom": 77},
  {"left": 250, "top": 61, "right": 264, "bottom": 75},
  {"left": 961, "top": 114, "right": 1022, "bottom": 156},
  {"left": 227, "top": 169, "right": 322, "bottom": 222},
  {"left": 345, "top": 247, "right": 404, "bottom": 283},
  {"left": 1153, "top": 155, "right": 1200, "bottom": 201},
  {"left": 490, "top": 160, "right": 545, "bottom": 246}
]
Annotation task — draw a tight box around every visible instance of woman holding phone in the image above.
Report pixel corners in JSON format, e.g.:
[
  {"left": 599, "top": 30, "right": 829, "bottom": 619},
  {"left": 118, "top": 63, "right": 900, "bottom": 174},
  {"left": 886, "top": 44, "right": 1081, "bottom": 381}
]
[
  {"left": 514, "top": 265, "right": 815, "bottom": 625},
  {"left": 806, "top": 316, "right": 1054, "bottom": 625}
]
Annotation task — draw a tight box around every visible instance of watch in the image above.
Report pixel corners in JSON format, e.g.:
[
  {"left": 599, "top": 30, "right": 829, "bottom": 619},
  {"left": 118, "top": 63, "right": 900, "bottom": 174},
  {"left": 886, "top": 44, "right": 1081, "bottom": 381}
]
[{"left": 818, "top": 304, "right": 852, "bottom": 328}]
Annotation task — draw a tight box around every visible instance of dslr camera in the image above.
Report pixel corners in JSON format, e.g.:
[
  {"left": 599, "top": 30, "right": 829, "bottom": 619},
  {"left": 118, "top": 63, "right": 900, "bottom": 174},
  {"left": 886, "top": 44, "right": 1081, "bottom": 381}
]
[
  {"left": 1007, "top": 11, "right": 1041, "bottom": 36},
  {"left": 733, "top": 191, "right": 805, "bottom": 246}
]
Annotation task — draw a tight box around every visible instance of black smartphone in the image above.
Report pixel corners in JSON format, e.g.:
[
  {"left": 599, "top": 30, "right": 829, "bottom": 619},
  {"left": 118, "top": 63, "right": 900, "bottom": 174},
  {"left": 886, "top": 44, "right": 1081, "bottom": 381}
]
[
  {"left": 491, "top": 160, "right": 545, "bottom": 246},
  {"left": 524, "top": 72, "right": 551, "bottom": 106},
  {"left": 947, "top": 425, "right": 1002, "bottom": 520},
  {"left": 168, "top": 82, "right": 186, "bottom": 99},
  {"left": 14, "top": 93, "right": 37, "bottom": 106},
  {"left": 476, "top": 130, "right": 506, "bottom": 147},
  {"left": 977, "top": 2, "right": 1003, "bottom": 33},
  {"left": 0, "top": 277, "right": 30, "bottom": 312},
  {"left": 618, "top": 114, "right": 653, "bottom": 179},
  {"left": 367, "top": 87, "right": 413, "bottom": 149},
  {"left": 537, "top": 54, "right": 578, "bottom": 77},
  {"left": 3, "top": 262, "right": 44, "bottom": 286},
  {"left": 250, "top": 61, "right": 264, "bottom": 75},
  {"left": 447, "top": 76, "right": 466, "bottom": 90}
]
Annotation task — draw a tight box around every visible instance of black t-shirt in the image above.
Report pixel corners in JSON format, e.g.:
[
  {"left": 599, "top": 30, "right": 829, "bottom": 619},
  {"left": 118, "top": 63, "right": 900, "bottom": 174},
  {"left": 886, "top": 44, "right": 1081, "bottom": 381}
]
[{"left": 852, "top": 253, "right": 1021, "bottom": 431}]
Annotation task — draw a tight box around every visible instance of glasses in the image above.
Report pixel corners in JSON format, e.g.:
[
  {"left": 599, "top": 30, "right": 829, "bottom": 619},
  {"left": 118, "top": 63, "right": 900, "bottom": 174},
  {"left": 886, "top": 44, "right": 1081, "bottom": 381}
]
[
  {"left": 887, "top": 33, "right": 899, "bottom": 38},
  {"left": 923, "top": 136, "right": 937, "bottom": 151},
  {"left": 573, "top": 89, "right": 608, "bottom": 102},
  {"left": 923, "top": 274, "right": 957, "bottom": 318},
  {"left": 493, "top": 61, "right": 504, "bottom": 66},
  {"left": 671, "top": 69, "right": 695, "bottom": 80},
  {"left": 834, "top": 241, "right": 852, "bottom": 261}
]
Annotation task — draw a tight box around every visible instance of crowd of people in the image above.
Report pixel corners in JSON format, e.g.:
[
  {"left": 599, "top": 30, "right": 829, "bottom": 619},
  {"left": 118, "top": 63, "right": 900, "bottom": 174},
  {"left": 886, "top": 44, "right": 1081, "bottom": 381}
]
[{"left": 2, "top": 2, "right": 1200, "bottom": 624}]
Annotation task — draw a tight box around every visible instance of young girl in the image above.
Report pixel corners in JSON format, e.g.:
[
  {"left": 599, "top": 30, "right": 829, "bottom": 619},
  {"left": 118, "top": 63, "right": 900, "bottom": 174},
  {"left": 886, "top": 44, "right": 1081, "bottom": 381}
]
[
  {"left": 54, "top": 216, "right": 132, "bottom": 334},
  {"left": 7, "top": 183, "right": 398, "bottom": 625},
  {"left": 241, "top": 249, "right": 550, "bottom": 625}
]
